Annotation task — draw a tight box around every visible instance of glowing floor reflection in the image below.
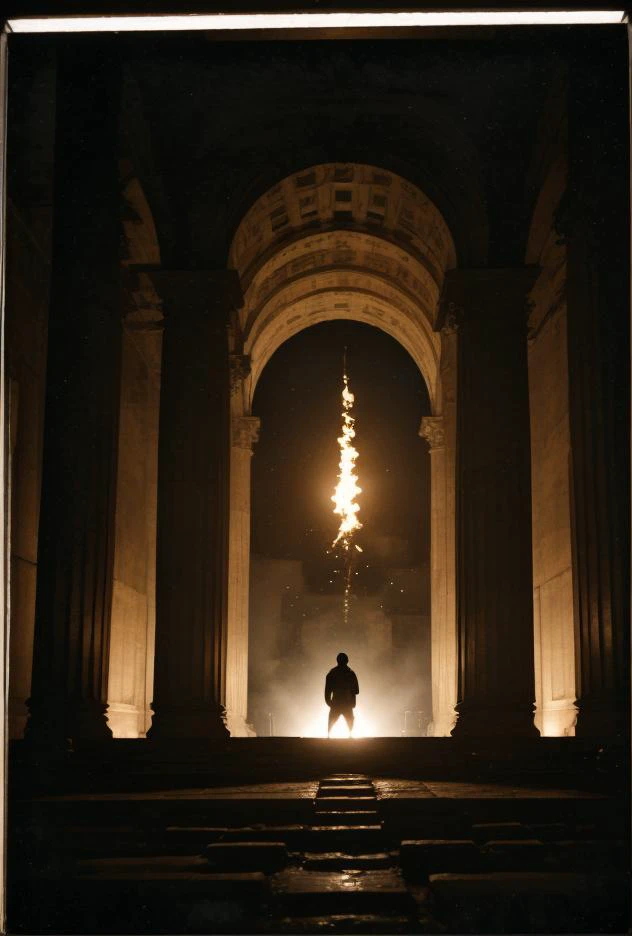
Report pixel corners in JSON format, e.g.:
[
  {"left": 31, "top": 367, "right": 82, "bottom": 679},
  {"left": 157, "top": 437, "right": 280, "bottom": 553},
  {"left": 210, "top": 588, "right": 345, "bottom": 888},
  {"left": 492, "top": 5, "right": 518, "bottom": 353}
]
[{"left": 301, "top": 706, "right": 375, "bottom": 738}]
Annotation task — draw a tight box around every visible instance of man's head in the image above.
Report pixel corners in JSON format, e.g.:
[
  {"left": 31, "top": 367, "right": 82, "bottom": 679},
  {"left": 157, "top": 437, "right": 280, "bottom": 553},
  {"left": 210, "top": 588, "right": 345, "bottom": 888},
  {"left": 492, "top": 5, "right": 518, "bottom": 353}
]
[{"left": 336, "top": 652, "right": 349, "bottom": 666}]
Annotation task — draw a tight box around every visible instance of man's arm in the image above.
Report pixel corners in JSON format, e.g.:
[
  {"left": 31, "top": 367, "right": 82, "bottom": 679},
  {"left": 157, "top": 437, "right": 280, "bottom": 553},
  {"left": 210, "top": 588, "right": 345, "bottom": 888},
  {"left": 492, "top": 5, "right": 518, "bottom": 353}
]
[
  {"left": 351, "top": 671, "right": 359, "bottom": 695},
  {"left": 324, "top": 673, "right": 333, "bottom": 706}
]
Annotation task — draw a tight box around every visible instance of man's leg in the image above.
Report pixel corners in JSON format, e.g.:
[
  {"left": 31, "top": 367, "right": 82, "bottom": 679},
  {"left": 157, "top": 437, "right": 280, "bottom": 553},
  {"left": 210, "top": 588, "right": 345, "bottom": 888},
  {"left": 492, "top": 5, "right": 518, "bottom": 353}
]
[
  {"left": 328, "top": 707, "right": 339, "bottom": 737},
  {"left": 343, "top": 709, "right": 355, "bottom": 736}
]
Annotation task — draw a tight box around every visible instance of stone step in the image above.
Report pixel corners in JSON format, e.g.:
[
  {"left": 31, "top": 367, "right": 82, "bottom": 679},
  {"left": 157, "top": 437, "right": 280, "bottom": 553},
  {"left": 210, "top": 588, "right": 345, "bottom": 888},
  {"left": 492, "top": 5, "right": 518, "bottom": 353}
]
[
  {"left": 528, "top": 822, "right": 569, "bottom": 842},
  {"left": 428, "top": 871, "right": 630, "bottom": 934},
  {"left": 479, "top": 839, "right": 547, "bottom": 871},
  {"left": 320, "top": 776, "right": 372, "bottom": 785},
  {"left": 314, "top": 811, "right": 381, "bottom": 826},
  {"left": 165, "top": 824, "right": 308, "bottom": 851},
  {"left": 376, "top": 795, "right": 617, "bottom": 829},
  {"left": 269, "top": 913, "right": 413, "bottom": 933},
  {"left": 16, "top": 823, "right": 164, "bottom": 859},
  {"left": 383, "top": 816, "right": 469, "bottom": 844},
  {"left": 18, "top": 796, "right": 314, "bottom": 828},
  {"left": 316, "top": 785, "right": 375, "bottom": 797},
  {"left": 303, "top": 852, "right": 394, "bottom": 870},
  {"left": 75, "top": 855, "right": 210, "bottom": 876},
  {"left": 316, "top": 797, "right": 378, "bottom": 810},
  {"left": 308, "top": 826, "right": 385, "bottom": 852},
  {"left": 14, "top": 869, "right": 269, "bottom": 935},
  {"left": 545, "top": 839, "right": 629, "bottom": 871},
  {"left": 203, "top": 841, "right": 289, "bottom": 872},
  {"left": 470, "top": 821, "right": 535, "bottom": 843},
  {"left": 574, "top": 820, "right": 626, "bottom": 841},
  {"left": 402, "top": 837, "right": 630, "bottom": 877},
  {"left": 400, "top": 839, "right": 480, "bottom": 876},
  {"left": 273, "top": 869, "right": 415, "bottom": 916}
]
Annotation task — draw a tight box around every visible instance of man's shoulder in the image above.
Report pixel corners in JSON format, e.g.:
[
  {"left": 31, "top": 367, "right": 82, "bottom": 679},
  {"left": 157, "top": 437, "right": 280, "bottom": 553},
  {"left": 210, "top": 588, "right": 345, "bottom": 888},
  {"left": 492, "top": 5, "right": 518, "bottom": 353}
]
[{"left": 326, "top": 667, "right": 337, "bottom": 678}]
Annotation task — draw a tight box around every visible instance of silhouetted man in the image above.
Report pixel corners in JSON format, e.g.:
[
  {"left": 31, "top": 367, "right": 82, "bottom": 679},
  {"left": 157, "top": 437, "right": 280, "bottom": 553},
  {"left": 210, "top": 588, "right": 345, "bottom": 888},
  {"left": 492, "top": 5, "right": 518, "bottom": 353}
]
[{"left": 325, "top": 652, "right": 359, "bottom": 737}]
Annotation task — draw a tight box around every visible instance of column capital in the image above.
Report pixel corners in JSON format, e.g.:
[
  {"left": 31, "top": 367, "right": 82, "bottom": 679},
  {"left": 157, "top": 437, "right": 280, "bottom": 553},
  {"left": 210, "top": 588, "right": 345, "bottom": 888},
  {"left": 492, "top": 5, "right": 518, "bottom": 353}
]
[
  {"left": 419, "top": 415, "right": 445, "bottom": 450},
  {"left": 232, "top": 415, "right": 261, "bottom": 453},
  {"left": 434, "top": 267, "right": 539, "bottom": 331},
  {"left": 230, "top": 354, "right": 252, "bottom": 395},
  {"left": 138, "top": 268, "right": 243, "bottom": 322}
]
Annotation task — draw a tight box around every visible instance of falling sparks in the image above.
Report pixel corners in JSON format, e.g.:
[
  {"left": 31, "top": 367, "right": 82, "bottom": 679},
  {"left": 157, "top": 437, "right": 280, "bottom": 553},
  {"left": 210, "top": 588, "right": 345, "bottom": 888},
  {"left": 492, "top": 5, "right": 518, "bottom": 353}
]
[
  {"left": 331, "top": 372, "right": 362, "bottom": 549},
  {"left": 331, "top": 361, "right": 363, "bottom": 627}
]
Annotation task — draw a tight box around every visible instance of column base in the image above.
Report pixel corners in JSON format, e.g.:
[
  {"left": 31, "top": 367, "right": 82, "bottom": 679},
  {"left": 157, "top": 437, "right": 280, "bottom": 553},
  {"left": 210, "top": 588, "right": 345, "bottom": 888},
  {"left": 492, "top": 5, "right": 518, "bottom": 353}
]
[
  {"left": 225, "top": 708, "right": 257, "bottom": 737},
  {"left": 451, "top": 702, "right": 539, "bottom": 739},
  {"left": 106, "top": 702, "right": 150, "bottom": 738},
  {"left": 428, "top": 709, "right": 457, "bottom": 737},
  {"left": 146, "top": 704, "right": 230, "bottom": 741},
  {"left": 536, "top": 700, "right": 578, "bottom": 737},
  {"left": 24, "top": 698, "right": 113, "bottom": 750}
]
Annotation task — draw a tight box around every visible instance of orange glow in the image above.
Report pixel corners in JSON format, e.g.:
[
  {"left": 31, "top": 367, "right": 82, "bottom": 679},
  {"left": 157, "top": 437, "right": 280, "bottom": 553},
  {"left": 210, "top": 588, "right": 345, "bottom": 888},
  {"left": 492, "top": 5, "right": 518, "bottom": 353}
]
[
  {"left": 302, "top": 706, "right": 375, "bottom": 738},
  {"left": 331, "top": 372, "right": 362, "bottom": 551}
]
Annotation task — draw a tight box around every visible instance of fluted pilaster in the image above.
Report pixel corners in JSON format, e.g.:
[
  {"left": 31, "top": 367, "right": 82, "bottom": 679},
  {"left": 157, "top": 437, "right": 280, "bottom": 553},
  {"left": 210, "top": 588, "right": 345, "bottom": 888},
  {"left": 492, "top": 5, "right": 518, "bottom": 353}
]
[
  {"left": 147, "top": 270, "right": 242, "bottom": 741},
  {"left": 566, "top": 51, "right": 630, "bottom": 741},
  {"left": 26, "top": 41, "right": 122, "bottom": 748},
  {"left": 226, "top": 414, "right": 260, "bottom": 737},
  {"left": 444, "top": 267, "right": 539, "bottom": 738},
  {"left": 420, "top": 414, "right": 457, "bottom": 736}
]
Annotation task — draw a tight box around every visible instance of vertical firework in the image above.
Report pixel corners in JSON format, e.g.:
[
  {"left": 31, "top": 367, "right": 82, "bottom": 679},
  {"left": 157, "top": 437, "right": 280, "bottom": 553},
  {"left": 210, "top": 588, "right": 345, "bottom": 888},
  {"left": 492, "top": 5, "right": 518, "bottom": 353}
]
[{"left": 331, "top": 359, "right": 363, "bottom": 626}]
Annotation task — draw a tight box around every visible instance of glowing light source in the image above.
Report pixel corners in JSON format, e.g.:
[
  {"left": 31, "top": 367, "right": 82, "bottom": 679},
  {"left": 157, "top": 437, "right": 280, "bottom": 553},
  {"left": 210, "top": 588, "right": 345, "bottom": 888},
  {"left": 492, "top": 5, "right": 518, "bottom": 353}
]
[
  {"left": 330, "top": 362, "right": 363, "bottom": 630},
  {"left": 302, "top": 706, "right": 374, "bottom": 738},
  {"left": 331, "top": 370, "right": 362, "bottom": 551}
]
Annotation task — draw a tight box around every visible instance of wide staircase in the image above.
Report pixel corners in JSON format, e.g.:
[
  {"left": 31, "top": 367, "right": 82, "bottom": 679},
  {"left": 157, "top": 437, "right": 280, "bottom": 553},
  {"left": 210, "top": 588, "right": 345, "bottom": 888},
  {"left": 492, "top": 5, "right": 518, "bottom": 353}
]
[{"left": 9, "top": 760, "right": 630, "bottom": 934}]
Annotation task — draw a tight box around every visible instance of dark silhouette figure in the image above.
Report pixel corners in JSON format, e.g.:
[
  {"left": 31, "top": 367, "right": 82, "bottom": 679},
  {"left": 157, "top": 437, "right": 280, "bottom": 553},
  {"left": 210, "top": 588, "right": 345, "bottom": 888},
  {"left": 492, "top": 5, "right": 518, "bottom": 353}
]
[{"left": 325, "top": 652, "right": 359, "bottom": 736}]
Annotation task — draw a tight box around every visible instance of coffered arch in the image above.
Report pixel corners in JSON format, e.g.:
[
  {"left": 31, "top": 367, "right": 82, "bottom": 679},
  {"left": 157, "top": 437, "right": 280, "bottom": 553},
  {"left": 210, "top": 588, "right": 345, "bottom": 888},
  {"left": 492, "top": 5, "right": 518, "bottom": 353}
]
[{"left": 229, "top": 163, "right": 456, "bottom": 412}]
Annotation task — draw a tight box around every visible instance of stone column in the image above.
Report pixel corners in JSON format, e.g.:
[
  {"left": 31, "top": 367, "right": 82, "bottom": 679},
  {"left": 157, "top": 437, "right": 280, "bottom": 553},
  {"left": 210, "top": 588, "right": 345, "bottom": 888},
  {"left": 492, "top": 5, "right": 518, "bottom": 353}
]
[
  {"left": 443, "top": 268, "right": 539, "bottom": 738},
  {"left": 565, "top": 49, "right": 630, "bottom": 741},
  {"left": 419, "top": 415, "right": 457, "bottom": 737},
  {"left": 225, "top": 414, "right": 260, "bottom": 737},
  {"left": 146, "top": 270, "right": 241, "bottom": 741},
  {"left": 25, "top": 41, "right": 121, "bottom": 747},
  {"left": 107, "top": 289, "right": 163, "bottom": 738}
]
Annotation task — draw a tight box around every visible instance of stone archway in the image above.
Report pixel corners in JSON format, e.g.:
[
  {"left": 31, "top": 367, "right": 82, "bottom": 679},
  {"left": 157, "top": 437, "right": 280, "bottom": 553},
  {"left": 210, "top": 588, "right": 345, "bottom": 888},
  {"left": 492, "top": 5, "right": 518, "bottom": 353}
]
[{"left": 224, "top": 163, "right": 458, "bottom": 737}]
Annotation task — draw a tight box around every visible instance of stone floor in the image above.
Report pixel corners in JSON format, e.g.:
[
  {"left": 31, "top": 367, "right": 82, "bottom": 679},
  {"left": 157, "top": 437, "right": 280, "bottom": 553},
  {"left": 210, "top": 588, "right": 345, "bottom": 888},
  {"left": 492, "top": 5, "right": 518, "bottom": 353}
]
[{"left": 8, "top": 772, "right": 630, "bottom": 933}]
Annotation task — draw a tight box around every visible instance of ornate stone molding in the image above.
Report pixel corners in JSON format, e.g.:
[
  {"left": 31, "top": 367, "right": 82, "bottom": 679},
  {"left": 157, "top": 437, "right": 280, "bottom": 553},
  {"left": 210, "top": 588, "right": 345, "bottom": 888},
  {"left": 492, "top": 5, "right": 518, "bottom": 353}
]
[
  {"left": 230, "top": 354, "right": 252, "bottom": 395},
  {"left": 419, "top": 415, "right": 445, "bottom": 450},
  {"left": 232, "top": 415, "right": 261, "bottom": 453}
]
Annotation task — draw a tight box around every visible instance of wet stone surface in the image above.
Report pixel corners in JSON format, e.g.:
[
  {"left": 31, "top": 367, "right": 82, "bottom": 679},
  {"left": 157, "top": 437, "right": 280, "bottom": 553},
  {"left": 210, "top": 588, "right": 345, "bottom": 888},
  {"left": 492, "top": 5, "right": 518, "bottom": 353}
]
[
  {"left": 303, "top": 852, "right": 394, "bottom": 870},
  {"left": 316, "top": 786, "right": 375, "bottom": 797},
  {"left": 272, "top": 869, "right": 415, "bottom": 915},
  {"left": 15, "top": 772, "right": 627, "bottom": 934}
]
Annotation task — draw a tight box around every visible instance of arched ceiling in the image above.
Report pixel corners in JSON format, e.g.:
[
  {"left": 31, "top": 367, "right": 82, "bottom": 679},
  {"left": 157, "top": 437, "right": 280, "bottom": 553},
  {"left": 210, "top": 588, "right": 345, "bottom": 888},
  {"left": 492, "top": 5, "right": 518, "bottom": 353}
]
[
  {"left": 229, "top": 162, "right": 456, "bottom": 289},
  {"left": 231, "top": 164, "right": 455, "bottom": 413},
  {"left": 244, "top": 279, "right": 440, "bottom": 411}
]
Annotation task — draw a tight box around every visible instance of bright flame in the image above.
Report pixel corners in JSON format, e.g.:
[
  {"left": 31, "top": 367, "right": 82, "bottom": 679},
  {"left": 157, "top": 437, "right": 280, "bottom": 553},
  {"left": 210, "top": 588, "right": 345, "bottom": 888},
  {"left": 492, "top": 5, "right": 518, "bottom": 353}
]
[
  {"left": 331, "top": 373, "right": 362, "bottom": 550},
  {"left": 301, "top": 706, "right": 375, "bottom": 738}
]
